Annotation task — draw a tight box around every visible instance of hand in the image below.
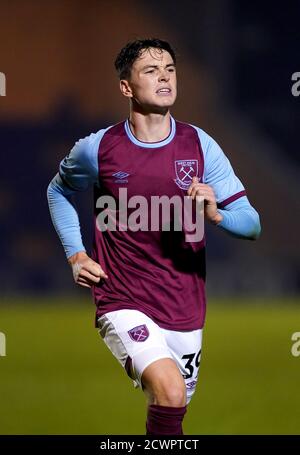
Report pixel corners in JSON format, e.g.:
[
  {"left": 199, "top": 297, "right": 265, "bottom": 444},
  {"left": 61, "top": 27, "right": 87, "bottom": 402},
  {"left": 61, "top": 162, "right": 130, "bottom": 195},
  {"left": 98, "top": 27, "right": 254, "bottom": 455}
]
[
  {"left": 68, "top": 251, "right": 108, "bottom": 288},
  {"left": 187, "top": 177, "right": 223, "bottom": 224}
]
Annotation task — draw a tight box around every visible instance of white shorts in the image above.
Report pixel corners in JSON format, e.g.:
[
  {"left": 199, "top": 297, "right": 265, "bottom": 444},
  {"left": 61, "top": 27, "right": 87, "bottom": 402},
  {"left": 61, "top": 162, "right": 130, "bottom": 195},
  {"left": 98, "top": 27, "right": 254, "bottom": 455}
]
[{"left": 97, "top": 309, "right": 203, "bottom": 404}]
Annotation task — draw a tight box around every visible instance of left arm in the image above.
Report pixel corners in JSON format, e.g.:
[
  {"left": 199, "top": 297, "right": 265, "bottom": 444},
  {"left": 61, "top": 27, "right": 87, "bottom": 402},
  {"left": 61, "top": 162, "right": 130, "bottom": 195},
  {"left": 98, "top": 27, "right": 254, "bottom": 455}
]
[
  {"left": 189, "top": 126, "right": 261, "bottom": 240},
  {"left": 187, "top": 180, "right": 261, "bottom": 240},
  {"left": 217, "top": 196, "right": 261, "bottom": 240}
]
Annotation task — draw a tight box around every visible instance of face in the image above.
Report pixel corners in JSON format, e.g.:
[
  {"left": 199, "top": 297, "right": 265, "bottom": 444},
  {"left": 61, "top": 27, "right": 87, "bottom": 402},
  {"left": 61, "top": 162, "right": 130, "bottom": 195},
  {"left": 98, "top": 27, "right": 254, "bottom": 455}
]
[{"left": 120, "top": 48, "right": 177, "bottom": 112}]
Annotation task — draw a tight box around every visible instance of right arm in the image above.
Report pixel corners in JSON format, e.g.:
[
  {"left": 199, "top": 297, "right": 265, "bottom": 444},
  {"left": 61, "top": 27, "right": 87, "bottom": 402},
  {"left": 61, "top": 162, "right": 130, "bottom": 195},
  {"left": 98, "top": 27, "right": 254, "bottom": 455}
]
[{"left": 47, "top": 133, "right": 108, "bottom": 288}]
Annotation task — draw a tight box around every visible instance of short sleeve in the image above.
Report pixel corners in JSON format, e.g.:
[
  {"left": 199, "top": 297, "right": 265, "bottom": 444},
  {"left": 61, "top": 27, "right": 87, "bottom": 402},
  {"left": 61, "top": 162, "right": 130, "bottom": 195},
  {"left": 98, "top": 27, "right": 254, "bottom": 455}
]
[
  {"left": 193, "top": 126, "right": 246, "bottom": 208},
  {"left": 59, "top": 132, "right": 102, "bottom": 191}
]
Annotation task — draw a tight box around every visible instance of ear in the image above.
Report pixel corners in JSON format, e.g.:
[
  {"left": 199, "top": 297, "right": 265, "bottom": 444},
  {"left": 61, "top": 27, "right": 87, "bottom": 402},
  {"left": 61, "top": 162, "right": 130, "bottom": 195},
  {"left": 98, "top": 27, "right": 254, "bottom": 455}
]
[{"left": 120, "top": 79, "right": 133, "bottom": 98}]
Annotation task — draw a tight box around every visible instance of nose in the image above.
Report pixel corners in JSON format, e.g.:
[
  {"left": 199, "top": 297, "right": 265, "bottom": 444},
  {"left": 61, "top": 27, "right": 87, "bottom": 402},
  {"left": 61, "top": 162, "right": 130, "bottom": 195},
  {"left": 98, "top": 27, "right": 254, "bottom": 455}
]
[{"left": 158, "top": 69, "right": 170, "bottom": 82}]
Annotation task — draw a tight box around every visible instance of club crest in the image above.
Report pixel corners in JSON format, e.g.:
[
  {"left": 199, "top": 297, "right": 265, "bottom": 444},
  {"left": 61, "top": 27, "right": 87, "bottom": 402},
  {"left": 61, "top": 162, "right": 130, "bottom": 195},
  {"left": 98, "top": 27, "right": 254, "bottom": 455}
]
[
  {"left": 128, "top": 324, "right": 149, "bottom": 342},
  {"left": 174, "top": 159, "right": 199, "bottom": 190}
]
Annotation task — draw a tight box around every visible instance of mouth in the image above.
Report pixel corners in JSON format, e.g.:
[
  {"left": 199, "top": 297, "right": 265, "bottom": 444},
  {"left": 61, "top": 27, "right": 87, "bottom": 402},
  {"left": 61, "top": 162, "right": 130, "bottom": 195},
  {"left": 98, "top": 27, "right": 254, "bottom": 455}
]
[{"left": 156, "top": 87, "right": 172, "bottom": 95}]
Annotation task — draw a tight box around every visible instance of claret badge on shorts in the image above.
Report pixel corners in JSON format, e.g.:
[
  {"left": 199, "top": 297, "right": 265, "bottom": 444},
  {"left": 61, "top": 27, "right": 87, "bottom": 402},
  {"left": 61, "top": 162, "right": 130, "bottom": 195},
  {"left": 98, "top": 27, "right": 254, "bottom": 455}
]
[{"left": 128, "top": 324, "right": 150, "bottom": 342}]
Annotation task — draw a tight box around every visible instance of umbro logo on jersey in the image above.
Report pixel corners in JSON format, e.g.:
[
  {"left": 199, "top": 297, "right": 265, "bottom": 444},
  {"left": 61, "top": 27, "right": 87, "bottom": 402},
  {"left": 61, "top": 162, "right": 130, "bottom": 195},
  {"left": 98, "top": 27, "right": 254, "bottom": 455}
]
[{"left": 112, "top": 171, "right": 130, "bottom": 183}]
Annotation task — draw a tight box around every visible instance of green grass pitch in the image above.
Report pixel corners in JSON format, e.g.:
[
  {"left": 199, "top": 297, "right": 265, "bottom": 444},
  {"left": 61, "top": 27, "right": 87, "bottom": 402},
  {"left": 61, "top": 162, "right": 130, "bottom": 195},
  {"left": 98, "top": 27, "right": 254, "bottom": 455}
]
[{"left": 0, "top": 297, "right": 299, "bottom": 434}]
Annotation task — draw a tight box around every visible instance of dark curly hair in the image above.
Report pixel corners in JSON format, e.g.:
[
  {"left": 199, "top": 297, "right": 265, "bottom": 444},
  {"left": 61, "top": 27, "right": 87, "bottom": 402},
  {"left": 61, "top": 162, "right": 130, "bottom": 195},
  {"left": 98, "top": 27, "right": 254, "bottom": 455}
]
[{"left": 115, "top": 38, "right": 177, "bottom": 80}]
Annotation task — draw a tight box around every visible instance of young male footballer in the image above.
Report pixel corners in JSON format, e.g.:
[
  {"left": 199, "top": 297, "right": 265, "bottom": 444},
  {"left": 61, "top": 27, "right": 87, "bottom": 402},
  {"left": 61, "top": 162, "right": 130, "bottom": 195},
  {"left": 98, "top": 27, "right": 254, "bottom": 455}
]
[{"left": 47, "top": 38, "right": 261, "bottom": 435}]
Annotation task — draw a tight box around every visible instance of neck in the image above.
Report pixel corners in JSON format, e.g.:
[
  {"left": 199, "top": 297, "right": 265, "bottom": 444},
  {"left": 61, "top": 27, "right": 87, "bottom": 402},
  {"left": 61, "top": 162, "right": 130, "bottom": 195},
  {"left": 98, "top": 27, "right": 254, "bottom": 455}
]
[{"left": 128, "top": 109, "right": 172, "bottom": 143}]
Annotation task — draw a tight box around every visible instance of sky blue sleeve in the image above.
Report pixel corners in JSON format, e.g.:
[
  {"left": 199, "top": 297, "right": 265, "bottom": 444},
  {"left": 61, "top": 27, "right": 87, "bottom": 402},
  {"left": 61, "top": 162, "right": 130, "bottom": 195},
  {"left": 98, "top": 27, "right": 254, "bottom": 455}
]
[
  {"left": 192, "top": 126, "right": 261, "bottom": 239},
  {"left": 217, "top": 196, "right": 261, "bottom": 239},
  {"left": 195, "top": 127, "right": 246, "bottom": 206},
  {"left": 47, "top": 129, "right": 107, "bottom": 259}
]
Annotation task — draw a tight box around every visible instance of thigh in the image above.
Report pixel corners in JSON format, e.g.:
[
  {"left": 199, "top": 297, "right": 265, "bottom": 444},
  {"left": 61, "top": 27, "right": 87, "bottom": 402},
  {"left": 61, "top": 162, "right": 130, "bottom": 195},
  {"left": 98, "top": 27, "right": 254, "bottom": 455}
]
[
  {"left": 162, "top": 328, "right": 203, "bottom": 403},
  {"left": 97, "top": 309, "right": 173, "bottom": 388}
]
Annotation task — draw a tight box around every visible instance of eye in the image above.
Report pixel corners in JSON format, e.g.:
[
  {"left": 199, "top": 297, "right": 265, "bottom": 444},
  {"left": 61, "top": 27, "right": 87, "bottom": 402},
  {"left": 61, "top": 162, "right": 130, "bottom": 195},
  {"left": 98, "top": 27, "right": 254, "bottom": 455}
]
[
  {"left": 145, "top": 70, "right": 154, "bottom": 74},
  {"left": 168, "top": 68, "right": 175, "bottom": 72}
]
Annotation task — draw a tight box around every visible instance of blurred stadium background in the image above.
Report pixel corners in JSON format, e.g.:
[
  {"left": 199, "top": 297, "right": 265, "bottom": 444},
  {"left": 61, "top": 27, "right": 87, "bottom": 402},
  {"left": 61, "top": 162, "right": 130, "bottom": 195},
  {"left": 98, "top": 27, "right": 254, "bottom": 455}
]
[{"left": 0, "top": 0, "right": 299, "bottom": 435}]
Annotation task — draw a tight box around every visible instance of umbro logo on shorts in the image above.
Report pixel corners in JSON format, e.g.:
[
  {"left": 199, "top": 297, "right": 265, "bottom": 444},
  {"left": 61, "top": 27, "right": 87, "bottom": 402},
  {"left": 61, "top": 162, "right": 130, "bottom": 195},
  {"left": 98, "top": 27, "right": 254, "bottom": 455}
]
[
  {"left": 128, "top": 324, "right": 149, "bottom": 342},
  {"left": 186, "top": 380, "right": 197, "bottom": 389}
]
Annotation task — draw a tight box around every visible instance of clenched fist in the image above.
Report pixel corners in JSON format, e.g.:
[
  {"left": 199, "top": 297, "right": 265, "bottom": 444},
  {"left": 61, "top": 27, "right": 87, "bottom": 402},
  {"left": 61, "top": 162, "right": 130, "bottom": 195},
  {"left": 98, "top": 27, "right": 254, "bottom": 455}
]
[
  {"left": 187, "top": 176, "right": 223, "bottom": 225},
  {"left": 68, "top": 251, "right": 108, "bottom": 288}
]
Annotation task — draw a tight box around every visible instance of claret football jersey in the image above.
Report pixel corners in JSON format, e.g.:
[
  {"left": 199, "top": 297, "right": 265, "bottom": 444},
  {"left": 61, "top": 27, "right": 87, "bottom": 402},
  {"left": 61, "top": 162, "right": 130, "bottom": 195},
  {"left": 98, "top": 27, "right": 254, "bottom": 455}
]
[{"left": 58, "top": 117, "right": 246, "bottom": 330}]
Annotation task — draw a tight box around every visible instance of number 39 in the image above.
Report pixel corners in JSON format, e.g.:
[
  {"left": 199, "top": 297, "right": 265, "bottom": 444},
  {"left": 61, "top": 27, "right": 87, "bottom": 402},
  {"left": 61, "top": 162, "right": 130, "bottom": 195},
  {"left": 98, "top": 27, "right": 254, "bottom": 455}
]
[{"left": 182, "top": 350, "right": 201, "bottom": 379}]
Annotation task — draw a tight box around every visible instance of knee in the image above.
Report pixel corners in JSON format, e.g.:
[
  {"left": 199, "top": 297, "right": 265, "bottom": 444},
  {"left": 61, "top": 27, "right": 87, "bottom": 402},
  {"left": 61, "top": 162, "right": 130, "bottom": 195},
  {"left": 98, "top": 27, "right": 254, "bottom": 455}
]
[
  {"left": 146, "top": 376, "right": 186, "bottom": 407},
  {"left": 159, "top": 382, "right": 186, "bottom": 407},
  {"left": 142, "top": 358, "right": 187, "bottom": 407}
]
